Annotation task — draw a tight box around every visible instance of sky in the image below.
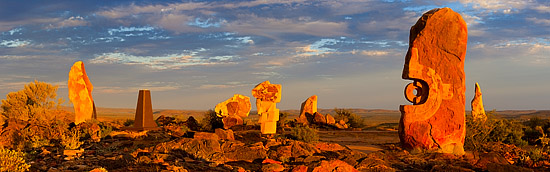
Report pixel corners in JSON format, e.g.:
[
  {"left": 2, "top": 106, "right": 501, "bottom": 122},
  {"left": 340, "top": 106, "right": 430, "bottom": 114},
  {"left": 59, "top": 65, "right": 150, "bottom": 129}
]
[{"left": 0, "top": 0, "right": 549, "bottom": 111}]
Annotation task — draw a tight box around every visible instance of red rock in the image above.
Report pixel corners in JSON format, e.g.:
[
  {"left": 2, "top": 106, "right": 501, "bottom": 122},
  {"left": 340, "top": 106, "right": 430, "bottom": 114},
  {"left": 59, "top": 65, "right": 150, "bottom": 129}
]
[
  {"left": 315, "top": 142, "right": 346, "bottom": 152},
  {"left": 312, "top": 160, "right": 358, "bottom": 172},
  {"left": 221, "top": 115, "right": 243, "bottom": 130},
  {"left": 297, "top": 95, "right": 317, "bottom": 125},
  {"left": 262, "top": 163, "right": 285, "bottom": 172},
  {"left": 313, "top": 112, "right": 326, "bottom": 125},
  {"left": 263, "top": 158, "right": 282, "bottom": 164},
  {"left": 215, "top": 94, "right": 251, "bottom": 129},
  {"left": 471, "top": 82, "right": 487, "bottom": 122},
  {"left": 193, "top": 132, "right": 220, "bottom": 140},
  {"left": 399, "top": 8, "right": 468, "bottom": 155},
  {"left": 68, "top": 61, "right": 96, "bottom": 124},
  {"left": 325, "top": 114, "right": 335, "bottom": 125},
  {"left": 291, "top": 165, "right": 308, "bottom": 172},
  {"left": 215, "top": 128, "right": 235, "bottom": 140}
]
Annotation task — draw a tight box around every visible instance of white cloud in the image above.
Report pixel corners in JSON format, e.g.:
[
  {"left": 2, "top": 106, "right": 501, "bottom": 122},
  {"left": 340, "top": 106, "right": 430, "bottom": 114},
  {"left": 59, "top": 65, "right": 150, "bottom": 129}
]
[
  {"left": 89, "top": 49, "right": 239, "bottom": 70},
  {"left": 458, "top": 0, "right": 533, "bottom": 12},
  {"left": 46, "top": 16, "right": 88, "bottom": 29},
  {"left": 108, "top": 26, "right": 156, "bottom": 35},
  {"left": 188, "top": 17, "right": 227, "bottom": 28},
  {"left": 533, "top": 5, "right": 550, "bottom": 13},
  {"left": 0, "top": 39, "right": 31, "bottom": 48}
]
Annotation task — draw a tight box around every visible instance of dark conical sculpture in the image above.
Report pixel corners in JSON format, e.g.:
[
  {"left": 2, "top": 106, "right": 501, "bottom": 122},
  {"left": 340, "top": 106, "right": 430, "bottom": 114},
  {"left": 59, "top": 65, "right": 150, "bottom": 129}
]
[{"left": 133, "top": 90, "right": 158, "bottom": 130}]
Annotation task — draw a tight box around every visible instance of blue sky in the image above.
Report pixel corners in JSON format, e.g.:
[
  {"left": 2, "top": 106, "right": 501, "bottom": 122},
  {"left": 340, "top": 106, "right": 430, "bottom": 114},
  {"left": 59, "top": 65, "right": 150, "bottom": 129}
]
[{"left": 0, "top": 0, "right": 549, "bottom": 110}]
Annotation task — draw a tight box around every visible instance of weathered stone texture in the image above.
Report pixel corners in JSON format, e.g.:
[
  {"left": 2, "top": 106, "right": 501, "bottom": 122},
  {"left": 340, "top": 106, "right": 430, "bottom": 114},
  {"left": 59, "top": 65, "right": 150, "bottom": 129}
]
[
  {"left": 399, "top": 7, "right": 468, "bottom": 155},
  {"left": 215, "top": 94, "right": 251, "bottom": 129},
  {"left": 133, "top": 90, "right": 158, "bottom": 130},
  {"left": 471, "top": 83, "right": 487, "bottom": 122},
  {"left": 252, "top": 80, "right": 282, "bottom": 134},
  {"left": 68, "top": 61, "right": 96, "bottom": 124},
  {"left": 297, "top": 95, "right": 317, "bottom": 125}
]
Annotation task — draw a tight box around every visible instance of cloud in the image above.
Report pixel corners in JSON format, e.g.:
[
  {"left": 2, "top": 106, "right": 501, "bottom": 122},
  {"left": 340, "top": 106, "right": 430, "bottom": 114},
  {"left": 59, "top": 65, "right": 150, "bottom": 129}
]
[
  {"left": 188, "top": 17, "right": 227, "bottom": 28},
  {"left": 46, "top": 16, "right": 89, "bottom": 29},
  {"left": 95, "top": 81, "right": 181, "bottom": 93},
  {"left": 198, "top": 81, "right": 249, "bottom": 89},
  {"left": 89, "top": 50, "right": 240, "bottom": 70},
  {"left": 526, "top": 17, "right": 550, "bottom": 26},
  {"left": 533, "top": 5, "right": 550, "bottom": 13},
  {"left": 0, "top": 39, "right": 31, "bottom": 48},
  {"left": 457, "top": 0, "right": 532, "bottom": 12}
]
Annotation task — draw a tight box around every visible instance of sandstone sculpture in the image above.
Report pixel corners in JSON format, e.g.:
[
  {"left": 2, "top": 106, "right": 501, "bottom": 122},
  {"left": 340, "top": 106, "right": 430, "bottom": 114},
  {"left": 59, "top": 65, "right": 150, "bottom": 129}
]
[
  {"left": 68, "top": 61, "right": 97, "bottom": 124},
  {"left": 471, "top": 83, "right": 487, "bottom": 122},
  {"left": 399, "top": 8, "right": 468, "bottom": 154},
  {"left": 132, "top": 90, "right": 158, "bottom": 130},
  {"left": 252, "top": 81, "right": 282, "bottom": 134},
  {"left": 214, "top": 94, "right": 252, "bottom": 129},
  {"left": 297, "top": 95, "right": 317, "bottom": 125}
]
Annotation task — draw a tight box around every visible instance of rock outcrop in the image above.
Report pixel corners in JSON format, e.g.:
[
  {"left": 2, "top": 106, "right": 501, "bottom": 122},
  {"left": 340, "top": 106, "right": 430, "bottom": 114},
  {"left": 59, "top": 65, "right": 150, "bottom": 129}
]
[
  {"left": 471, "top": 82, "right": 487, "bottom": 122},
  {"left": 215, "top": 94, "right": 251, "bottom": 129},
  {"left": 297, "top": 95, "right": 317, "bottom": 125},
  {"left": 326, "top": 114, "right": 336, "bottom": 125},
  {"left": 252, "top": 81, "right": 282, "bottom": 134},
  {"left": 68, "top": 61, "right": 96, "bottom": 124},
  {"left": 399, "top": 8, "right": 468, "bottom": 155}
]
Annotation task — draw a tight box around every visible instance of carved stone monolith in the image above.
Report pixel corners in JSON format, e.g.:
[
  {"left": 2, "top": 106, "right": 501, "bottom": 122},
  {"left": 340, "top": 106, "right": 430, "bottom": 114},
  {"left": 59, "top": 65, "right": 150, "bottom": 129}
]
[
  {"left": 133, "top": 90, "right": 158, "bottom": 130},
  {"left": 471, "top": 83, "right": 487, "bottom": 122},
  {"left": 215, "top": 94, "right": 252, "bottom": 129},
  {"left": 252, "top": 81, "right": 282, "bottom": 134},
  {"left": 68, "top": 61, "right": 97, "bottom": 124},
  {"left": 399, "top": 8, "right": 468, "bottom": 155},
  {"left": 297, "top": 95, "right": 317, "bottom": 125}
]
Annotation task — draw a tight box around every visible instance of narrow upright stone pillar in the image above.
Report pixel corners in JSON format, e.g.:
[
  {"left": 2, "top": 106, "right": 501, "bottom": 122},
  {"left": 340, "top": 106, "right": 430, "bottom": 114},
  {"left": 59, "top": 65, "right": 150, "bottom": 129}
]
[
  {"left": 252, "top": 81, "right": 282, "bottom": 134},
  {"left": 68, "top": 61, "right": 97, "bottom": 124},
  {"left": 399, "top": 8, "right": 468, "bottom": 155},
  {"left": 471, "top": 83, "right": 487, "bottom": 122},
  {"left": 133, "top": 90, "right": 158, "bottom": 130}
]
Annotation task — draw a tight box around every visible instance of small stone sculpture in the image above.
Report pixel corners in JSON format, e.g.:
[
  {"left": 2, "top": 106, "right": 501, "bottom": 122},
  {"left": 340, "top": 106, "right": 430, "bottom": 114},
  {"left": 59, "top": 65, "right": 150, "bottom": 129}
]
[
  {"left": 215, "top": 94, "right": 252, "bottom": 129},
  {"left": 471, "top": 83, "right": 487, "bottom": 122},
  {"left": 399, "top": 8, "right": 468, "bottom": 155},
  {"left": 133, "top": 90, "right": 158, "bottom": 130},
  {"left": 252, "top": 81, "right": 282, "bottom": 134},
  {"left": 68, "top": 61, "right": 97, "bottom": 124}
]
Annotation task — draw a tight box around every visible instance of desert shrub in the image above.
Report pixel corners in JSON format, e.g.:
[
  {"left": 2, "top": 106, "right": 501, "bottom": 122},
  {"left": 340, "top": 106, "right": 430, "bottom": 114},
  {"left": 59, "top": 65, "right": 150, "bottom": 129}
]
[
  {"left": 61, "top": 128, "right": 83, "bottom": 150},
  {"left": 123, "top": 119, "right": 134, "bottom": 127},
  {"left": 529, "top": 148, "right": 545, "bottom": 162},
  {"left": 200, "top": 110, "right": 223, "bottom": 132},
  {"left": 334, "top": 108, "right": 365, "bottom": 128},
  {"left": 289, "top": 125, "right": 319, "bottom": 143},
  {"left": 277, "top": 112, "right": 289, "bottom": 133},
  {"left": 465, "top": 110, "right": 527, "bottom": 150},
  {"left": 0, "top": 148, "right": 30, "bottom": 172},
  {"left": 1, "top": 80, "right": 63, "bottom": 121},
  {"left": 100, "top": 125, "right": 113, "bottom": 139}
]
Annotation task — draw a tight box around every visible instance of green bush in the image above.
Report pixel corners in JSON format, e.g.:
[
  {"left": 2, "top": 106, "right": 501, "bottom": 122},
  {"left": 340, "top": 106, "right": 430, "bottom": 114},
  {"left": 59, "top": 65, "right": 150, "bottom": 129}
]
[
  {"left": 465, "top": 110, "right": 527, "bottom": 150},
  {"left": 123, "top": 119, "right": 134, "bottom": 127},
  {"left": 0, "top": 148, "right": 30, "bottom": 172},
  {"left": 200, "top": 110, "right": 223, "bottom": 132},
  {"left": 289, "top": 125, "right": 319, "bottom": 143},
  {"left": 61, "top": 128, "right": 83, "bottom": 150},
  {"left": 334, "top": 108, "right": 365, "bottom": 128}
]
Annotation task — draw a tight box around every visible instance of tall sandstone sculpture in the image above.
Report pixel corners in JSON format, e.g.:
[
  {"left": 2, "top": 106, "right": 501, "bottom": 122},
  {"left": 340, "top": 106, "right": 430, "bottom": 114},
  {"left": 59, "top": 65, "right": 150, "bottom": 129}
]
[
  {"left": 252, "top": 81, "right": 282, "bottom": 134},
  {"left": 133, "top": 90, "right": 158, "bottom": 130},
  {"left": 215, "top": 94, "right": 252, "bottom": 129},
  {"left": 297, "top": 95, "right": 318, "bottom": 125},
  {"left": 68, "top": 61, "right": 97, "bottom": 124},
  {"left": 399, "top": 8, "right": 468, "bottom": 155},
  {"left": 471, "top": 83, "right": 487, "bottom": 122}
]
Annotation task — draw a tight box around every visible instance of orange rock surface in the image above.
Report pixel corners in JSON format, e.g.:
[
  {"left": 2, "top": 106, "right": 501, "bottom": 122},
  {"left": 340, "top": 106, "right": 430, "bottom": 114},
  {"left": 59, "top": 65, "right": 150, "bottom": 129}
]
[
  {"left": 252, "top": 80, "right": 282, "bottom": 134},
  {"left": 68, "top": 61, "right": 96, "bottom": 124},
  {"left": 471, "top": 83, "right": 487, "bottom": 122},
  {"left": 399, "top": 8, "right": 468, "bottom": 155},
  {"left": 215, "top": 94, "right": 251, "bottom": 129},
  {"left": 297, "top": 95, "right": 317, "bottom": 125}
]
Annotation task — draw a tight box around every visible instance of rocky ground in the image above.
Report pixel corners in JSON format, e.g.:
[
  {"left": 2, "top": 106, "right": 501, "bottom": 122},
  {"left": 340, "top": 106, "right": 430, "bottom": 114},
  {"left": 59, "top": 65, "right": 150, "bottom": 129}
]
[{"left": 24, "top": 126, "right": 548, "bottom": 172}]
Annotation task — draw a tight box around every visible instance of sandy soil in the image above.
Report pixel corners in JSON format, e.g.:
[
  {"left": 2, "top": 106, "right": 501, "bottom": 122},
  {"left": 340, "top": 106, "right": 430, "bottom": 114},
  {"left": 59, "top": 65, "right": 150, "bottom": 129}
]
[{"left": 318, "top": 130, "right": 399, "bottom": 153}]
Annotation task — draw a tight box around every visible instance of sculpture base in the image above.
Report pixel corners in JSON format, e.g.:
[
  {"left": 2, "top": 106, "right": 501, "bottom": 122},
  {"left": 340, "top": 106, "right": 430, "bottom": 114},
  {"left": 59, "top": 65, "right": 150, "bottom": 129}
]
[{"left": 261, "top": 121, "right": 277, "bottom": 134}]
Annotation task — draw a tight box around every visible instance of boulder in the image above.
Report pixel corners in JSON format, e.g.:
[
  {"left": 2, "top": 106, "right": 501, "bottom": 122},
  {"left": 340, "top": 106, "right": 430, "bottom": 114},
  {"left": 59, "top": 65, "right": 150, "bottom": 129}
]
[
  {"left": 222, "top": 141, "right": 267, "bottom": 162},
  {"left": 399, "top": 8, "right": 468, "bottom": 155},
  {"left": 312, "top": 160, "right": 358, "bottom": 172},
  {"left": 313, "top": 112, "right": 326, "bottom": 125},
  {"left": 326, "top": 114, "right": 336, "bottom": 125},
  {"left": 471, "top": 82, "right": 487, "bottom": 122},
  {"left": 221, "top": 115, "right": 244, "bottom": 130},
  {"left": 252, "top": 81, "right": 282, "bottom": 134},
  {"left": 215, "top": 128, "right": 235, "bottom": 140},
  {"left": 185, "top": 116, "right": 201, "bottom": 131},
  {"left": 193, "top": 132, "right": 219, "bottom": 140},
  {"left": 297, "top": 95, "right": 317, "bottom": 125},
  {"left": 68, "top": 61, "right": 96, "bottom": 124}
]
